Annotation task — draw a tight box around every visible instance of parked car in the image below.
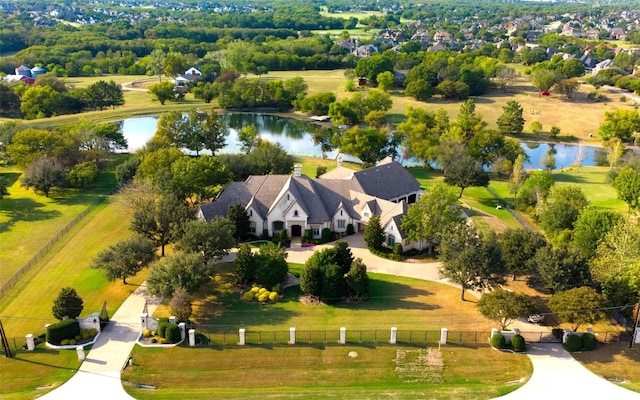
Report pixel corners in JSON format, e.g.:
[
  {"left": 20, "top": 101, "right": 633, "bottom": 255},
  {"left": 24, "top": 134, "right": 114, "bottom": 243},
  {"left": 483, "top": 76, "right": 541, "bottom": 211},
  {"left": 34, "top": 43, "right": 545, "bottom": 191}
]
[{"left": 527, "top": 314, "right": 545, "bottom": 323}]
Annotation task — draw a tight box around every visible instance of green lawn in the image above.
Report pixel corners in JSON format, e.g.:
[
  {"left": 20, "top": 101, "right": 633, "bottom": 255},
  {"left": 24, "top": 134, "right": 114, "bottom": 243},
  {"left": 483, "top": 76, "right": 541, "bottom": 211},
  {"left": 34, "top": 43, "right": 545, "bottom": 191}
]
[
  {"left": 122, "top": 344, "right": 531, "bottom": 400},
  {"left": 552, "top": 166, "right": 627, "bottom": 212},
  {"left": 0, "top": 164, "right": 120, "bottom": 286}
]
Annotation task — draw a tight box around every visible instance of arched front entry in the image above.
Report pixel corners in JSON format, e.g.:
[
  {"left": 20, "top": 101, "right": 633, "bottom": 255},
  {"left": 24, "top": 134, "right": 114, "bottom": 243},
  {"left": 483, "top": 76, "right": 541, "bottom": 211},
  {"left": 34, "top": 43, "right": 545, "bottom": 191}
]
[{"left": 291, "top": 224, "right": 302, "bottom": 237}]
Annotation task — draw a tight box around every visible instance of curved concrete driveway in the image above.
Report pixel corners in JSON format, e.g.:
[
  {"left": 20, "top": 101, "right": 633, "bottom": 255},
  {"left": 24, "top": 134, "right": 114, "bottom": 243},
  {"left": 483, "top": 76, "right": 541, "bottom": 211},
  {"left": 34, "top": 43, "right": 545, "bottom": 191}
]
[
  {"left": 499, "top": 343, "right": 640, "bottom": 399},
  {"left": 38, "top": 284, "right": 161, "bottom": 400}
]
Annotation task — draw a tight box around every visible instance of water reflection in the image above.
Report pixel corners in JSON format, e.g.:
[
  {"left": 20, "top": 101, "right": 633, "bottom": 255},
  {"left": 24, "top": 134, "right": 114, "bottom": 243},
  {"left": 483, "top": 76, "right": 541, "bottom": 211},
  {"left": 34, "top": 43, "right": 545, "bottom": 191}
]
[{"left": 119, "top": 113, "right": 601, "bottom": 170}]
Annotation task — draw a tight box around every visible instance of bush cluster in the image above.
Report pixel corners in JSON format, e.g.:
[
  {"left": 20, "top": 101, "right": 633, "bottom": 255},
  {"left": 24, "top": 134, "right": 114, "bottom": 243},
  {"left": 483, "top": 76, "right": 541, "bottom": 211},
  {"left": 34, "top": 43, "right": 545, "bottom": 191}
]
[
  {"left": 564, "top": 334, "right": 582, "bottom": 352},
  {"left": 242, "top": 286, "right": 280, "bottom": 303},
  {"left": 370, "top": 247, "right": 404, "bottom": 261},
  {"left": 490, "top": 333, "right": 506, "bottom": 349},
  {"left": 582, "top": 333, "right": 597, "bottom": 351},
  {"left": 511, "top": 334, "right": 526, "bottom": 352},
  {"left": 46, "top": 319, "right": 80, "bottom": 345},
  {"left": 165, "top": 324, "right": 181, "bottom": 343}
]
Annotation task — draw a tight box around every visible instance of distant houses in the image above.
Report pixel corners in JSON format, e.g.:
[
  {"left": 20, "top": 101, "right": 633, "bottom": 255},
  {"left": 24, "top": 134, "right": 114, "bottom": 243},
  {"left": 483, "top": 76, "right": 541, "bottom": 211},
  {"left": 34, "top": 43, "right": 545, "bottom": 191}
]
[{"left": 2, "top": 65, "right": 47, "bottom": 85}]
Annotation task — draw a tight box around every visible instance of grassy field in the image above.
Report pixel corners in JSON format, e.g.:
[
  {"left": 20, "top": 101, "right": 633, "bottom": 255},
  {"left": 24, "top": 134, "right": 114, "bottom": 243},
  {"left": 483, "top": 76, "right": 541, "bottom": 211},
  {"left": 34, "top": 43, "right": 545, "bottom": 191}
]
[
  {"left": 158, "top": 263, "right": 495, "bottom": 332},
  {"left": 572, "top": 343, "right": 640, "bottom": 393},
  {"left": 0, "top": 194, "right": 141, "bottom": 338},
  {"left": 122, "top": 344, "right": 531, "bottom": 399},
  {"left": 0, "top": 163, "right": 120, "bottom": 286}
]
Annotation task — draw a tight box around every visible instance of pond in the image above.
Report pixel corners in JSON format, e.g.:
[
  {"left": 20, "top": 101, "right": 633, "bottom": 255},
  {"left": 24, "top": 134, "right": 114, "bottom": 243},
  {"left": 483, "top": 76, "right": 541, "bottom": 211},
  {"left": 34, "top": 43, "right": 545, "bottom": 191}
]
[{"left": 120, "top": 113, "right": 601, "bottom": 170}]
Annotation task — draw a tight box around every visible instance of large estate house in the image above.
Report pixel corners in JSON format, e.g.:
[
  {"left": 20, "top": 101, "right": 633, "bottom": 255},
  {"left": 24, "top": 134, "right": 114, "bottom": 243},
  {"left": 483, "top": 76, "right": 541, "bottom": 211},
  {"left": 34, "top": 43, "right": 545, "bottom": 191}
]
[{"left": 198, "top": 157, "right": 422, "bottom": 251}]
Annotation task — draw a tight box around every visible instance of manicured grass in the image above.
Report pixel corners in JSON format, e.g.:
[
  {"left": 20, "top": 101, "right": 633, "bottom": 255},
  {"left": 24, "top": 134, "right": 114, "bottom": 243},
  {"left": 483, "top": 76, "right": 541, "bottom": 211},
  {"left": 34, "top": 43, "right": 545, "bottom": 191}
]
[
  {"left": 552, "top": 166, "right": 627, "bottom": 212},
  {"left": 462, "top": 186, "right": 521, "bottom": 234},
  {"left": 159, "top": 263, "right": 494, "bottom": 332},
  {"left": 122, "top": 344, "right": 530, "bottom": 399},
  {"left": 0, "top": 347, "right": 82, "bottom": 400},
  {"left": 0, "top": 164, "right": 120, "bottom": 286},
  {"left": 572, "top": 343, "right": 640, "bottom": 393},
  {"left": 0, "top": 194, "right": 141, "bottom": 339},
  {"left": 293, "top": 156, "right": 362, "bottom": 177}
]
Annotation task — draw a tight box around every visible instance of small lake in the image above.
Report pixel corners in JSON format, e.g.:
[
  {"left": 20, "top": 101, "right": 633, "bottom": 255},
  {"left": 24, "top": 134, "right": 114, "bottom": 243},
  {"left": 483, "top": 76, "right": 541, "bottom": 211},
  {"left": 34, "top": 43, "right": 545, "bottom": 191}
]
[{"left": 120, "top": 113, "right": 600, "bottom": 170}]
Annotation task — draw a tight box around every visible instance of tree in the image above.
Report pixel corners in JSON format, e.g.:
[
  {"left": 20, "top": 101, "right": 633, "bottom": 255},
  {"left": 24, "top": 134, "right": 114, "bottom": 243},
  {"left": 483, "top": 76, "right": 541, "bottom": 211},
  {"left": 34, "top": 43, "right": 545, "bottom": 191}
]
[
  {"left": 254, "top": 242, "right": 288, "bottom": 289},
  {"left": 7, "top": 128, "right": 71, "bottom": 167},
  {"left": 67, "top": 161, "right": 99, "bottom": 188},
  {"left": 598, "top": 109, "right": 640, "bottom": 142},
  {"left": 238, "top": 125, "right": 259, "bottom": 154},
  {"left": 542, "top": 148, "right": 556, "bottom": 172},
  {"left": 300, "top": 251, "right": 326, "bottom": 298},
  {"left": 498, "top": 228, "right": 547, "bottom": 280},
  {"left": 176, "top": 218, "right": 236, "bottom": 261},
  {"left": 534, "top": 246, "right": 591, "bottom": 293},
  {"left": 130, "top": 193, "right": 195, "bottom": 256},
  {"left": 405, "top": 78, "right": 433, "bottom": 101},
  {"left": 227, "top": 203, "right": 250, "bottom": 241},
  {"left": 530, "top": 69, "right": 559, "bottom": 92},
  {"left": 116, "top": 157, "right": 140, "bottom": 185},
  {"left": 340, "top": 127, "right": 389, "bottom": 166},
  {"left": 0, "top": 178, "right": 8, "bottom": 200},
  {"left": 355, "top": 54, "right": 394, "bottom": 84},
  {"left": 364, "top": 215, "right": 385, "bottom": 251},
  {"left": 494, "top": 66, "right": 518, "bottom": 92},
  {"left": 538, "top": 185, "right": 589, "bottom": 238},
  {"left": 515, "top": 170, "right": 554, "bottom": 211},
  {"left": 496, "top": 100, "right": 525, "bottom": 136},
  {"left": 182, "top": 109, "right": 228, "bottom": 156},
  {"left": 0, "top": 83, "right": 21, "bottom": 116},
  {"left": 149, "top": 81, "right": 177, "bottom": 105},
  {"left": 321, "top": 263, "right": 348, "bottom": 304},
  {"left": 234, "top": 243, "right": 257, "bottom": 284},
  {"left": 170, "top": 287, "right": 192, "bottom": 322},
  {"left": 548, "top": 287, "right": 606, "bottom": 331},
  {"left": 554, "top": 79, "right": 580, "bottom": 99},
  {"left": 376, "top": 71, "right": 395, "bottom": 91},
  {"left": 439, "top": 224, "right": 505, "bottom": 301},
  {"left": 85, "top": 80, "right": 124, "bottom": 110},
  {"left": 20, "top": 157, "right": 66, "bottom": 197},
  {"left": 20, "top": 85, "right": 63, "bottom": 119},
  {"left": 92, "top": 235, "right": 156, "bottom": 284},
  {"left": 52, "top": 287, "right": 84, "bottom": 320},
  {"left": 572, "top": 208, "right": 623, "bottom": 260},
  {"left": 444, "top": 154, "right": 490, "bottom": 198},
  {"left": 345, "top": 258, "right": 369, "bottom": 297},
  {"left": 249, "top": 140, "right": 293, "bottom": 175},
  {"left": 170, "top": 155, "right": 230, "bottom": 203},
  {"left": 613, "top": 166, "right": 640, "bottom": 212},
  {"left": 510, "top": 154, "right": 526, "bottom": 195},
  {"left": 591, "top": 220, "right": 640, "bottom": 305},
  {"left": 477, "top": 289, "right": 537, "bottom": 330},
  {"left": 398, "top": 106, "right": 443, "bottom": 166},
  {"left": 146, "top": 49, "right": 167, "bottom": 82},
  {"left": 147, "top": 252, "right": 207, "bottom": 297},
  {"left": 164, "top": 52, "right": 189, "bottom": 78},
  {"left": 135, "top": 147, "right": 184, "bottom": 190},
  {"left": 401, "top": 183, "right": 465, "bottom": 254},
  {"left": 295, "top": 92, "right": 336, "bottom": 116}
]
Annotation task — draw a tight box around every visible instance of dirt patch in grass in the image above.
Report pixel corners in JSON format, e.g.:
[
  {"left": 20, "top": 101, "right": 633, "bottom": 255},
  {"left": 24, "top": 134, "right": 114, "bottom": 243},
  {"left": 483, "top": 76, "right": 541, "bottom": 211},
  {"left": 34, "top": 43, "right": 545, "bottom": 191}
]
[{"left": 395, "top": 348, "right": 444, "bottom": 384}]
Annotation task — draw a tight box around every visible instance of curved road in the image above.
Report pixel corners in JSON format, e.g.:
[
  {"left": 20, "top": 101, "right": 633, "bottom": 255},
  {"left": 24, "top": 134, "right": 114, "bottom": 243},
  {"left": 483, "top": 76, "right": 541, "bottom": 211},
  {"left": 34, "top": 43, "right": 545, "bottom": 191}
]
[{"left": 35, "top": 234, "right": 639, "bottom": 399}]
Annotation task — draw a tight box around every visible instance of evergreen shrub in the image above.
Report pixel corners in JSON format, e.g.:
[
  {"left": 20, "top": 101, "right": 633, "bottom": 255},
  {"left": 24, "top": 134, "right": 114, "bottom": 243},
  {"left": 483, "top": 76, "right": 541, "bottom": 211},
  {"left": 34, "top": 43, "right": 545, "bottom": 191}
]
[
  {"left": 490, "top": 333, "right": 506, "bottom": 349},
  {"left": 564, "top": 334, "right": 582, "bottom": 352}
]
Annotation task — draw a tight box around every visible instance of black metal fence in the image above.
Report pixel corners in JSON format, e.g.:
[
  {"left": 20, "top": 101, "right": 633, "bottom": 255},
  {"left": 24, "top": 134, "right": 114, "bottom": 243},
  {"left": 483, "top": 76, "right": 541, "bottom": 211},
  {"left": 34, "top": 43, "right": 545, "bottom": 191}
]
[
  {"left": 0, "top": 191, "right": 113, "bottom": 298},
  {"left": 188, "top": 328, "right": 633, "bottom": 348}
]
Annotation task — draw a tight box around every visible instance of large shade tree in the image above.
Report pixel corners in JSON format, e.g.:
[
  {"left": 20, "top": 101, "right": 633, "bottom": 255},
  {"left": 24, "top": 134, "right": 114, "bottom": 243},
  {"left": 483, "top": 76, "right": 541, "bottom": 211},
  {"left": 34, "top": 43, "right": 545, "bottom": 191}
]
[
  {"left": 92, "top": 235, "right": 157, "bottom": 284},
  {"left": 548, "top": 287, "right": 606, "bottom": 331},
  {"left": 147, "top": 252, "right": 208, "bottom": 297},
  {"left": 477, "top": 289, "right": 537, "bottom": 330},
  {"left": 401, "top": 183, "right": 465, "bottom": 254},
  {"left": 438, "top": 224, "right": 505, "bottom": 301},
  {"left": 498, "top": 228, "right": 547, "bottom": 280},
  {"left": 176, "top": 218, "right": 236, "bottom": 261}
]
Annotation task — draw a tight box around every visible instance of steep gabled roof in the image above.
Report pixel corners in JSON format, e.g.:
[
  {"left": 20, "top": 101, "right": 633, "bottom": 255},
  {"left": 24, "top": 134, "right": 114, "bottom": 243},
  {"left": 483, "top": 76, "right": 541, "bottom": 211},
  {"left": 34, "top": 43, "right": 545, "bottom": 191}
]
[
  {"left": 199, "top": 181, "right": 253, "bottom": 221},
  {"left": 351, "top": 158, "right": 420, "bottom": 201}
]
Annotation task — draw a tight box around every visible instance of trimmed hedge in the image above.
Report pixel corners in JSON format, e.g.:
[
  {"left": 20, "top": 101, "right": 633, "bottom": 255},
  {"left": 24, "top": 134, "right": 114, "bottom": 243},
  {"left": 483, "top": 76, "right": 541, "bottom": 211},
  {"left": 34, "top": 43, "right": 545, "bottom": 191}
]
[
  {"left": 490, "top": 333, "right": 506, "bottom": 349},
  {"left": 46, "top": 319, "right": 80, "bottom": 345},
  {"left": 165, "top": 324, "right": 181, "bottom": 343},
  {"left": 582, "top": 333, "right": 597, "bottom": 351},
  {"left": 157, "top": 319, "right": 170, "bottom": 339},
  {"left": 551, "top": 328, "right": 564, "bottom": 340},
  {"left": 564, "top": 334, "right": 582, "bottom": 352},
  {"left": 511, "top": 334, "right": 526, "bottom": 352}
]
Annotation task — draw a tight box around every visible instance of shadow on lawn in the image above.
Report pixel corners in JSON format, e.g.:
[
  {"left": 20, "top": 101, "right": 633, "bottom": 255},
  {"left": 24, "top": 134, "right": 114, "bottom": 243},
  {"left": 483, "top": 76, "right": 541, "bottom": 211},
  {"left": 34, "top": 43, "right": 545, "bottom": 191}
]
[
  {"left": 348, "top": 279, "right": 441, "bottom": 312},
  {"left": 0, "top": 197, "right": 61, "bottom": 233},
  {"left": 552, "top": 173, "right": 589, "bottom": 184}
]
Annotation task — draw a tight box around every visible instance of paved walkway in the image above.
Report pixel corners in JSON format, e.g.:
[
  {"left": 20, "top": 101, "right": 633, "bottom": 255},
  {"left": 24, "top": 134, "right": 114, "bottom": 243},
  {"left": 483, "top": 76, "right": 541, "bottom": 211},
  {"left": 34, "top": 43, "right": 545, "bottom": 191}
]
[
  {"left": 36, "top": 234, "right": 639, "bottom": 399},
  {"left": 38, "top": 284, "right": 161, "bottom": 400}
]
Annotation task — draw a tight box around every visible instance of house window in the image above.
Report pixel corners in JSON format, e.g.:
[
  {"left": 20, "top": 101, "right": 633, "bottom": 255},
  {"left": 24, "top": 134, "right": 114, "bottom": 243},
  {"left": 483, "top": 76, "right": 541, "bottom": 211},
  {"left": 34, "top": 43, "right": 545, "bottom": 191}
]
[
  {"left": 249, "top": 210, "right": 253, "bottom": 216},
  {"left": 337, "top": 220, "right": 346, "bottom": 229},
  {"left": 364, "top": 211, "right": 370, "bottom": 217},
  {"left": 249, "top": 221, "right": 256, "bottom": 234},
  {"left": 287, "top": 194, "right": 290, "bottom": 201},
  {"left": 312, "top": 227, "right": 320, "bottom": 236},
  {"left": 387, "top": 235, "right": 395, "bottom": 246},
  {"left": 340, "top": 210, "right": 343, "bottom": 216},
  {"left": 294, "top": 210, "right": 299, "bottom": 217}
]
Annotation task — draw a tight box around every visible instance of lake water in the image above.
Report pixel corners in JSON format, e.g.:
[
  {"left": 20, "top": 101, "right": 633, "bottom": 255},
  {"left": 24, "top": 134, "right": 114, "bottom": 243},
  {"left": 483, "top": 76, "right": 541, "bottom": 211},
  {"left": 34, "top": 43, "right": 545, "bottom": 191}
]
[{"left": 120, "top": 113, "right": 600, "bottom": 170}]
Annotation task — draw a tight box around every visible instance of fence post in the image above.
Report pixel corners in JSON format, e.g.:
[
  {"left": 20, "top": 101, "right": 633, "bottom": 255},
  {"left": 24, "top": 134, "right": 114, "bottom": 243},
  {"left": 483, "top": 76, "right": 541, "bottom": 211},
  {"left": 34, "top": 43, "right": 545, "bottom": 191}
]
[
  {"left": 440, "top": 328, "right": 448, "bottom": 345},
  {"left": 289, "top": 327, "right": 296, "bottom": 344},
  {"left": 188, "top": 329, "right": 196, "bottom": 347},
  {"left": 238, "top": 329, "right": 245, "bottom": 345},
  {"left": 339, "top": 327, "right": 346, "bottom": 344},
  {"left": 390, "top": 327, "right": 397, "bottom": 344}
]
